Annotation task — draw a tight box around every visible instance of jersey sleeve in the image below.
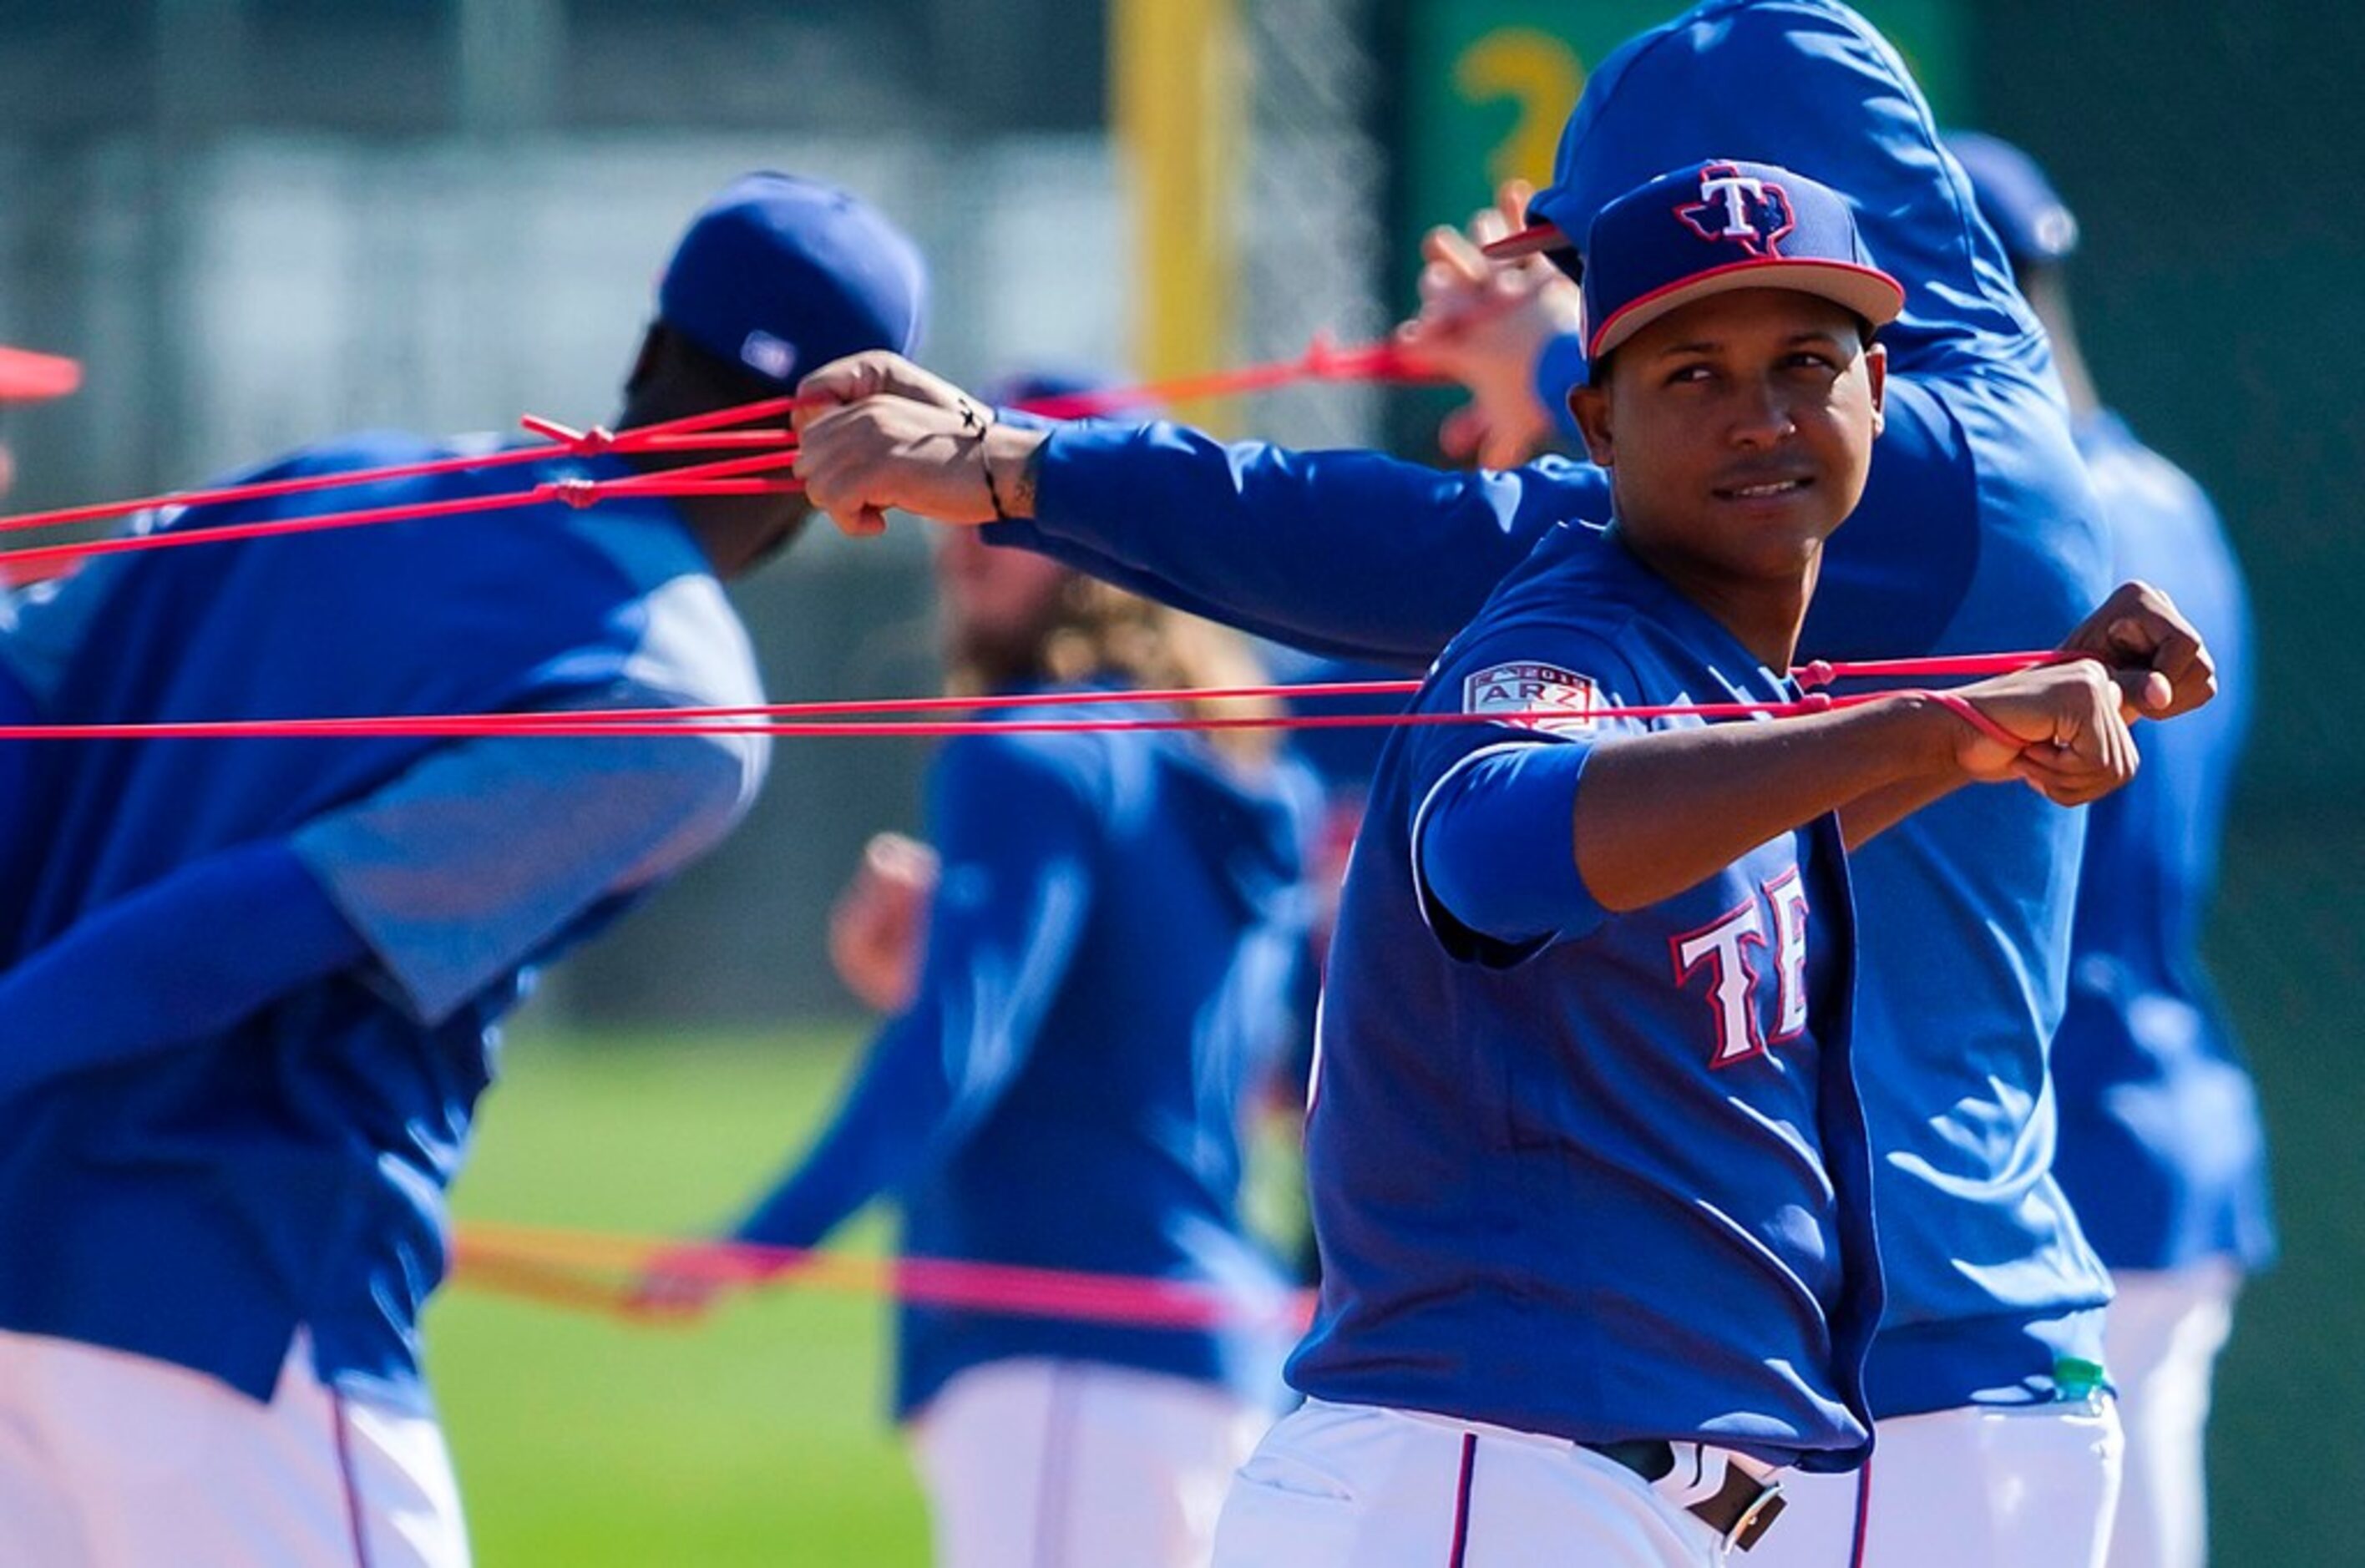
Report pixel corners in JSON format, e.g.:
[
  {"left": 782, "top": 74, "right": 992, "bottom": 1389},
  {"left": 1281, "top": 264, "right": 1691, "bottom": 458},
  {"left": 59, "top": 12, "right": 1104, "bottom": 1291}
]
[
  {"left": 291, "top": 560, "right": 767, "bottom": 1026},
  {"left": 980, "top": 419, "right": 1611, "bottom": 667},
  {"left": 729, "top": 731, "right": 1101, "bottom": 1249},
  {"left": 0, "top": 840, "right": 365, "bottom": 1100},
  {"left": 1404, "top": 623, "right": 1643, "bottom": 966},
  {"left": 290, "top": 688, "right": 765, "bottom": 1028}
]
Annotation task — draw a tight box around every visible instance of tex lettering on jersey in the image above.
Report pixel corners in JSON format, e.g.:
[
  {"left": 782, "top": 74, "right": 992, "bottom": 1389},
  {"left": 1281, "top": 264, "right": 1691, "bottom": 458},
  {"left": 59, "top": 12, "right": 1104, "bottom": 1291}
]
[
  {"left": 1461, "top": 661, "right": 1598, "bottom": 735},
  {"left": 1668, "top": 870, "right": 1814, "bottom": 1069}
]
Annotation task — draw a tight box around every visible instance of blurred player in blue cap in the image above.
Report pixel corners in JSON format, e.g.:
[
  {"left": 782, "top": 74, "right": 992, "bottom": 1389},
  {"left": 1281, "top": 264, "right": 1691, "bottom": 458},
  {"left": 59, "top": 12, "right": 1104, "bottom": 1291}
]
[
  {"left": 649, "top": 370, "right": 1319, "bottom": 1568},
  {"left": 1950, "top": 128, "right": 2273, "bottom": 1568},
  {"left": 789, "top": 5, "right": 2226, "bottom": 1563},
  {"left": 0, "top": 171, "right": 922, "bottom": 1567}
]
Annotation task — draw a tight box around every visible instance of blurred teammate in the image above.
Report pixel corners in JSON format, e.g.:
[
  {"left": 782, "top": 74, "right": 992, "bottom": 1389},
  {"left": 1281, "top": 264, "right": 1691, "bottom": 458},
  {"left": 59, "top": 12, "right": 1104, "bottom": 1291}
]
[
  {"left": 0, "top": 173, "right": 924, "bottom": 1568},
  {"left": 787, "top": 5, "right": 2224, "bottom": 1562},
  {"left": 664, "top": 382, "right": 1319, "bottom": 1567},
  {"left": 1220, "top": 159, "right": 2153, "bottom": 1566},
  {"left": 1950, "top": 129, "right": 2273, "bottom": 1568}
]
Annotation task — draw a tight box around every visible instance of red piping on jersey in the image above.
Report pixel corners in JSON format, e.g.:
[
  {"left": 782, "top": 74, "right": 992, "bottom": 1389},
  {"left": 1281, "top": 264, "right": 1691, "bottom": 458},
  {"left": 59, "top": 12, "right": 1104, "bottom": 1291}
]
[{"left": 331, "top": 1388, "right": 374, "bottom": 1568}]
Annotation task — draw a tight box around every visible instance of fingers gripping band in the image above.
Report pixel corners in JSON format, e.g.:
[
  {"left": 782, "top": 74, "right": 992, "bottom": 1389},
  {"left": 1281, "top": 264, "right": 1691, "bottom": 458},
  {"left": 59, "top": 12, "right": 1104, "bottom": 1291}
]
[{"left": 1927, "top": 690, "right": 2028, "bottom": 754}]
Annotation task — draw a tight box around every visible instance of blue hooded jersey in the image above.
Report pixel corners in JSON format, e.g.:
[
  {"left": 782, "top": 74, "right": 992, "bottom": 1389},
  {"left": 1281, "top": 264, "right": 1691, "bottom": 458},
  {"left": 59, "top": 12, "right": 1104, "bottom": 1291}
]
[
  {"left": 2050, "top": 412, "right": 2274, "bottom": 1274},
  {"left": 731, "top": 690, "right": 1319, "bottom": 1419},
  {"left": 984, "top": 0, "right": 2113, "bottom": 1414},
  {"left": 0, "top": 433, "right": 765, "bottom": 1408},
  {"left": 1295, "top": 523, "right": 1880, "bottom": 1468}
]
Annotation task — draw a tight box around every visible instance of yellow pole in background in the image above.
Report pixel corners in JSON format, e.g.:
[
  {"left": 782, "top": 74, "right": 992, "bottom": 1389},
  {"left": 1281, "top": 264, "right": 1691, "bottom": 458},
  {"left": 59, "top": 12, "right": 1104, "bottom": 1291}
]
[{"left": 1111, "top": 0, "right": 1243, "bottom": 431}]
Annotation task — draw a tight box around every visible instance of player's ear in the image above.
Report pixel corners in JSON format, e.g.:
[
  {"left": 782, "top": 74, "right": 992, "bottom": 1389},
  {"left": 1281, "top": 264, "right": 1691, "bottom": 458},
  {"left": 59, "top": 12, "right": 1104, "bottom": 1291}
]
[
  {"left": 1570, "top": 382, "right": 1614, "bottom": 468},
  {"left": 1862, "top": 341, "right": 1887, "bottom": 438},
  {"left": 623, "top": 323, "right": 666, "bottom": 397}
]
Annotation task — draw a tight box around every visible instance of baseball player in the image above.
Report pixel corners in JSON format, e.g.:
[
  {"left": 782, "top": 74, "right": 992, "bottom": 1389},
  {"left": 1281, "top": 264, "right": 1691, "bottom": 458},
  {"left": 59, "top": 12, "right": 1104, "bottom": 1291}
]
[
  {"left": 651, "top": 390, "right": 1321, "bottom": 1567},
  {"left": 1948, "top": 129, "right": 2274, "bottom": 1568},
  {"left": 1230, "top": 159, "right": 2150, "bottom": 1565},
  {"left": 787, "top": 6, "right": 2223, "bottom": 1563},
  {"left": 0, "top": 173, "right": 924, "bottom": 1568}
]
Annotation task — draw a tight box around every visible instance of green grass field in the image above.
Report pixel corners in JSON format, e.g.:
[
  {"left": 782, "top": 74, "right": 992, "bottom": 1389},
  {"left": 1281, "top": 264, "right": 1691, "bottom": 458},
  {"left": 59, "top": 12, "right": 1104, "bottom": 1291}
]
[{"left": 433, "top": 1028, "right": 930, "bottom": 1566}]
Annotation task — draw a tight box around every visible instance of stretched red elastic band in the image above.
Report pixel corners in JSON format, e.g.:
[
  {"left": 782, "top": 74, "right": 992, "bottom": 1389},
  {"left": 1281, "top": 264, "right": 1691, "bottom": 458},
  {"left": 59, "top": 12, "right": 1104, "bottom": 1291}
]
[
  {"left": 1924, "top": 690, "right": 2033, "bottom": 753},
  {"left": 0, "top": 453, "right": 803, "bottom": 578},
  {"left": 0, "top": 330, "right": 1421, "bottom": 549},
  {"left": 451, "top": 1221, "right": 1314, "bottom": 1333},
  {"left": 1009, "top": 332, "right": 1440, "bottom": 418},
  {"left": 0, "top": 684, "right": 2038, "bottom": 744},
  {"left": 0, "top": 414, "right": 802, "bottom": 539}
]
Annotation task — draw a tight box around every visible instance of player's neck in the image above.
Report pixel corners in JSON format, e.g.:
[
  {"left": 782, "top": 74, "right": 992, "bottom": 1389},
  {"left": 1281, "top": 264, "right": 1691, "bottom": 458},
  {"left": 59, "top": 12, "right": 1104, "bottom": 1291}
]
[{"left": 1623, "top": 531, "right": 1813, "bottom": 671}]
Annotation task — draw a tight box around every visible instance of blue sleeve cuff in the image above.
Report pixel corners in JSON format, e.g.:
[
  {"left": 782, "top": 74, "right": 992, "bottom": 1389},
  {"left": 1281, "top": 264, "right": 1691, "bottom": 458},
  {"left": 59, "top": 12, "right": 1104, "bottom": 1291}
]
[
  {"left": 1414, "top": 741, "right": 1603, "bottom": 959},
  {"left": 1535, "top": 331, "right": 1589, "bottom": 443}
]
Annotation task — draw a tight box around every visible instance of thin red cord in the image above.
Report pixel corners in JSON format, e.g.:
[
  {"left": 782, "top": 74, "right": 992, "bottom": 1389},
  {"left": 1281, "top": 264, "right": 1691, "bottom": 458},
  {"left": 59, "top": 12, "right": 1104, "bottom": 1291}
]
[
  {"left": 0, "top": 680, "right": 2057, "bottom": 744},
  {"left": 0, "top": 330, "right": 1431, "bottom": 568},
  {"left": 0, "top": 453, "right": 804, "bottom": 576},
  {"left": 449, "top": 1222, "right": 1314, "bottom": 1332}
]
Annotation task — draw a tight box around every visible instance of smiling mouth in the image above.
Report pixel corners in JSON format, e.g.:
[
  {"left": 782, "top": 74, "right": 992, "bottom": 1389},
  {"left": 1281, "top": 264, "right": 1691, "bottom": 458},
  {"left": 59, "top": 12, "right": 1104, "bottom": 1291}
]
[{"left": 1714, "top": 476, "right": 1814, "bottom": 501}]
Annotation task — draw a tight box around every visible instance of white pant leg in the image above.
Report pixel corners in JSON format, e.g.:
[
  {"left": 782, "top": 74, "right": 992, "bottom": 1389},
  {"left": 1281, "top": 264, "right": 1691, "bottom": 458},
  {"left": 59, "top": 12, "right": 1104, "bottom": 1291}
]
[
  {"left": 1213, "top": 1399, "right": 1795, "bottom": 1568},
  {"left": 1826, "top": 1399, "right": 2125, "bottom": 1568},
  {"left": 2103, "top": 1262, "right": 2239, "bottom": 1568},
  {"left": 0, "top": 1328, "right": 469, "bottom": 1568},
  {"left": 908, "top": 1357, "right": 1269, "bottom": 1568}
]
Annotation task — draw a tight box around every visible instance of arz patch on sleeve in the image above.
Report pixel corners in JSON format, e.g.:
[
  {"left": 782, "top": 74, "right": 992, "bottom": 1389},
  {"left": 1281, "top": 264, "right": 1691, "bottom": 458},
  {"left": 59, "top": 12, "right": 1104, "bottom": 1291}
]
[{"left": 1461, "top": 662, "right": 1599, "bottom": 735}]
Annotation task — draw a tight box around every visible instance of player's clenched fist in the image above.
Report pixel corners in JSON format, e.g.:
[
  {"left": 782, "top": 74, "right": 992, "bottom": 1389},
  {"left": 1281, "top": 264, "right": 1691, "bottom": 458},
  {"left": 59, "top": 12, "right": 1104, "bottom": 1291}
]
[
  {"left": 1944, "top": 658, "right": 2150, "bottom": 806},
  {"left": 793, "top": 352, "right": 1047, "bottom": 537},
  {"left": 828, "top": 831, "right": 939, "bottom": 1014},
  {"left": 2059, "top": 578, "right": 2216, "bottom": 718}
]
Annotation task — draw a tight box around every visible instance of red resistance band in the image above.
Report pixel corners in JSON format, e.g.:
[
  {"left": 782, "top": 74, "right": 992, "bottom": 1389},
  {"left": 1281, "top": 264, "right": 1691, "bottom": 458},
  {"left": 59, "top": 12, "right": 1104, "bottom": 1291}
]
[
  {"left": 450, "top": 1222, "right": 1315, "bottom": 1333},
  {"left": 0, "top": 656, "right": 2064, "bottom": 750},
  {"left": 0, "top": 452, "right": 803, "bottom": 582},
  {"left": 0, "top": 331, "right": 1440, "bottom": 583}
]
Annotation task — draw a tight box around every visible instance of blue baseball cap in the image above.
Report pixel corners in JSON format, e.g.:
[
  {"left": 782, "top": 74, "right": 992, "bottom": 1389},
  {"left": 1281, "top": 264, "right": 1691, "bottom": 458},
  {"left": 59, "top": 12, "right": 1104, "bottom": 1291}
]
[
  {"left": 1552, "top": 159, "right": 1905, "bottom": 367},
  {"left": 1944, "top": 131, "right": 2080, "bottom": 267},
  {"left": 657, "top": 172, "right": 927, "bottom": 387}
]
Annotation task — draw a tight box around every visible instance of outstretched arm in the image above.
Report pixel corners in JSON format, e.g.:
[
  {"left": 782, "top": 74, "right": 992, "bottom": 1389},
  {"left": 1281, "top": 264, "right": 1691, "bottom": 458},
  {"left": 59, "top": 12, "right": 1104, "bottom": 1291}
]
[
  {"left": 728, "top": 735, "right": 1098, "bottom": 1252},
  {"left": 0, "top": 839, "right": 364, "bottom": 1096},
  {"left": 1421, "top": 659, "right": 2148, "bottom": 952},
  {"left": 792, "top": 352, "right": 1608, "bottom": 668},
  {"left": 0, "top": 696, "right": 762, "bottom": 1098}
]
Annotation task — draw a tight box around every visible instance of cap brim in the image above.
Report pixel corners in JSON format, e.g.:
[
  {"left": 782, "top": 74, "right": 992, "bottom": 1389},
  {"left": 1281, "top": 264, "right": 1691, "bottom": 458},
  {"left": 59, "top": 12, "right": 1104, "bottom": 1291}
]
[
  {"left": 0, "top": 346, "right": 82, "bottom": 402},
  {"left": 1481, "top": 220, "right": 1574, "bottom": 262},
  {"left": 1588, "top": 260, "right": 1906, "bottom": 361}
]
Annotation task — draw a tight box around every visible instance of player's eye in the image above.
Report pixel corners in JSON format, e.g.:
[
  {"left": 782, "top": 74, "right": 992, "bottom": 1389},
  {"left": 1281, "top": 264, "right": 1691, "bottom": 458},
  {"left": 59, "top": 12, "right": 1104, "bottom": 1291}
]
[{"left": 1664, "top": 362, "right": 1715, "bottom": 387}]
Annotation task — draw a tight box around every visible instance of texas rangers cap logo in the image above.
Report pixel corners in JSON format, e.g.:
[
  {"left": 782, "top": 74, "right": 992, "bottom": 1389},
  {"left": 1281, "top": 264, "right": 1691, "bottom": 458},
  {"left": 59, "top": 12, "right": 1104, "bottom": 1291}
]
[
  {"left": 1463, "top": 662, "right": 1598, "bottom": 735},
  {"left": 1674, "top": 163, "right": 1796, "bottom": 258}
]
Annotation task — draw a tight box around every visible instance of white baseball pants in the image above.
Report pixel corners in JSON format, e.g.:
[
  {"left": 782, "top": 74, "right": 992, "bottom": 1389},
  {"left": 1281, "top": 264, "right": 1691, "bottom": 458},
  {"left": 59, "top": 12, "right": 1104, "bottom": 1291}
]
[
  {"left": 1745, "top": 1393, "right": 2124, "bottom": 1568},
  {"left": 2103, "top": 1262, "right": 2240, "bottom": 1568},
  {"left": 908, "top": 1357, "right": 1271, "bottom": 1568},
  {"left": 1210, "top": 1398, "right": 1829, "bottom": 1566},
  {"left": 0, "top": 1328, "right": 468, "bottom": 1568}
]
